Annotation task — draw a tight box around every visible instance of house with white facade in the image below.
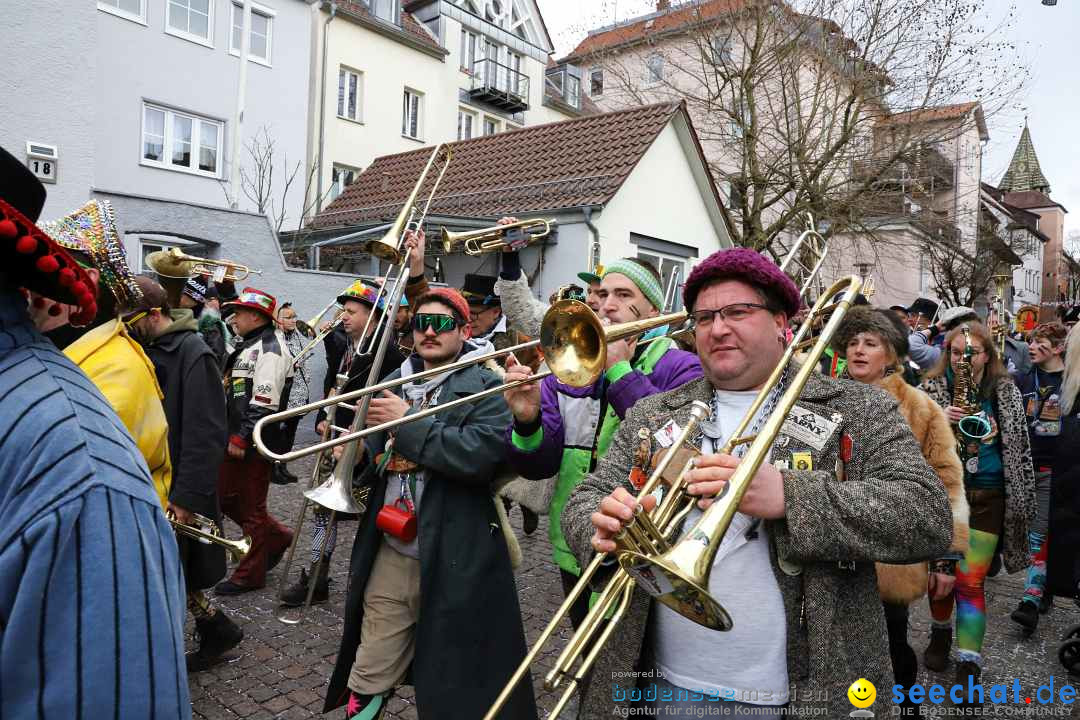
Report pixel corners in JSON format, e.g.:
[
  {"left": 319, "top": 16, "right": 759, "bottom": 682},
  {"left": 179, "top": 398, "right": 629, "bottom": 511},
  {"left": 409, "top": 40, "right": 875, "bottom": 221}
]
[
  {"left": 305, "top": 102, "right": 731, "bottom": 304},
  {"left": 305, "top": 0, "right": 590, "bottom": 218}
]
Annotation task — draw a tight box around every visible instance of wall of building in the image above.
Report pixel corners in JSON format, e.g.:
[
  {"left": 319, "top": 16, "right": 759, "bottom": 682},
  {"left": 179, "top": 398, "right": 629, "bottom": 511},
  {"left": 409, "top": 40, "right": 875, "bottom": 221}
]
[
  {"left": 99, "top": 189, "right": 356, "bottom": 387},
  {"left": 0, "top": 2, "right": 98, "bottom": 219},
  {"left": 1031, "top": 206, "right": 1066, "bottom": 303},
  {"left": 95, "top": 0, "right": 314, "bottom": 228},
  {"left": 825, "top": 229, "right": 928, "bottom": 310}
]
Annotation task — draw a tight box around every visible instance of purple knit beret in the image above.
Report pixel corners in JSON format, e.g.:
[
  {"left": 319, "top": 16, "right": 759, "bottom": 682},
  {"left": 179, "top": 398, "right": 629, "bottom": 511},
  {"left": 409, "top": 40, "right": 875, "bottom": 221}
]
[{"left": 683, "top": 247, "right": 801, "bottom": 317}]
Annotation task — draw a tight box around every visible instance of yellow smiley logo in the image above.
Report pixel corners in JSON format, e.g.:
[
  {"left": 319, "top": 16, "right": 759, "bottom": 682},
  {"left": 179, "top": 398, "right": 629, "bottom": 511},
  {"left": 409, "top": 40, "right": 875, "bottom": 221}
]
[{"left": 847, "top": 678, "right": 876, "bottom": 708}]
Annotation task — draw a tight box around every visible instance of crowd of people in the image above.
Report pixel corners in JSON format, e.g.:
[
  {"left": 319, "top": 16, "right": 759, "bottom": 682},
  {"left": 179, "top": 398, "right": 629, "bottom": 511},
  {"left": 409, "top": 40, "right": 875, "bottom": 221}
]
[{"left": 2, "top": 143, "right": 1079, "bottom": 720}]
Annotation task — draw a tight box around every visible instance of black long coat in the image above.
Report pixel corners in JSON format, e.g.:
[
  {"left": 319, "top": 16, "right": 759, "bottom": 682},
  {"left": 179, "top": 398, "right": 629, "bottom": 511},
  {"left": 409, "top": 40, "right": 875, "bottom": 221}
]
[
  {"left": 144, "top": 310, "right": 228, "bottom": 588},
  {"left": 1047, "top": 394, "right": 1080, "bottom": 599},
  {"left": 323, "top": 359, "right": 537, "bottom": 720}
]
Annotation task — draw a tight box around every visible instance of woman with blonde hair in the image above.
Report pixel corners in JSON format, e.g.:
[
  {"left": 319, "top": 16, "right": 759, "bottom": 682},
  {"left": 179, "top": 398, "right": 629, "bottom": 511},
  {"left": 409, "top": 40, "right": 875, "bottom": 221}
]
[
  {"left": 832, "top": 307, "right": 969, "bottom": 711},
  {"left": 920, "top": 321, "right": 1035, "bottom": 697}
]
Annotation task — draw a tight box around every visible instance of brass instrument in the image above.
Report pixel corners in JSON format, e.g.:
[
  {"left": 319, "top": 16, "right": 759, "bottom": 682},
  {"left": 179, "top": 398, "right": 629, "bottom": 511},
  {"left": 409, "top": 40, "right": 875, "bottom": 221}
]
[
  {"left": 440, "top": 218, "right": 553, "bottom": 255},
  {"left": 153, "top": 248, "right": 260, "bottom": 282},
  {"left": 485, "top": 273, "right": 866, "bottom": 719},
  {"left": 290, "top": 308, "right": 346, "bottom": 368},
  {"left": 167, "top": 510, "right": 251, "bottom": 563},
  {"left": 253, "top": 303, "right": 686, "bottom": 463},
  {"left": 360, "top": 145, "right": 452, "bottom": 263},
  {"left": 952, "top": 324, "right": 994, "bottom": 473},
  {"left": 295, "top": 297, "right": 341, "bottom": 338}
]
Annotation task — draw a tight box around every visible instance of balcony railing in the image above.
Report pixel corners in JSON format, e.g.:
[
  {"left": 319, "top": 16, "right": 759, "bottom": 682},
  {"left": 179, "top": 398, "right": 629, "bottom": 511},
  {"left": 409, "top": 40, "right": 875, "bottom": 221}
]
[
  {"left": 469, "top": 58, "right": 529, "bottom": 113},
  {"left": 854, "top": 192, "right": 961, "bottom": 246},
  {"left": 852, "top": 143, "right": 955, "bottom": 194}
]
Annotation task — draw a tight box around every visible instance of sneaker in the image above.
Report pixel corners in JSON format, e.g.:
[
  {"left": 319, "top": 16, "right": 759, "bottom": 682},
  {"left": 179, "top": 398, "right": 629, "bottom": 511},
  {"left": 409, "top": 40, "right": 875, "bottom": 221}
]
[
  {"left": 954, "top": 661, "right": 982, "bottom": 707},
  {"left": 923, "top": 626, "right": 952, "bottom": 672},
  {"left": 186, "top": 610, "right": 244, "bottom": 672},
  {"left": 1011, "top": 600, "right": 1039, "bottom": 633}
]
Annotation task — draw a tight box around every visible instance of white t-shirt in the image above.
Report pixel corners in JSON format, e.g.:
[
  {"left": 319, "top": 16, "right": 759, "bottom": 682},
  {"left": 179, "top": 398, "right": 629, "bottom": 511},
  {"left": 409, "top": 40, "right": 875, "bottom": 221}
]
[{"left": 649, "top": 389, "right": 789, "bottom": 706}]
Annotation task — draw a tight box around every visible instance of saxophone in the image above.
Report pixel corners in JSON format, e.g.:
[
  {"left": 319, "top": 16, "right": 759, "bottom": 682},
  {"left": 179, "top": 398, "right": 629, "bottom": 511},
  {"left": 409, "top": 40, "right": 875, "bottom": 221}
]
[{"left": 953, "top": 324, "right": 993, "bottom": 474}]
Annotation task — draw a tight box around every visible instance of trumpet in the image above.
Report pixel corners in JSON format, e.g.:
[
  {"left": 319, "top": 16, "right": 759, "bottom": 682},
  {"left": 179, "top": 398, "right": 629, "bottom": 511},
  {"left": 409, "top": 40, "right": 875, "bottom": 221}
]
[
  {"left": 154, "top": 248, "right": 261, "bottom": 282},
  {"left": 253, "top": 303, "right": 687, "bottom": 464},
  {"left": 166, "top": 510, "right": 251, "bottom": 563},
  {"left": 440, "top": 218, "right": 553, "bottom": 255}
]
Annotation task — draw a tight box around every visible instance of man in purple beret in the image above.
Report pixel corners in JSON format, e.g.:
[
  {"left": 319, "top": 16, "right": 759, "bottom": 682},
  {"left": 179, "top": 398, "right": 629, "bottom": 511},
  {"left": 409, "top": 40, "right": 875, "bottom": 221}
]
[{"left": 560, "top": 247, "right": 953, "bottom": 718}]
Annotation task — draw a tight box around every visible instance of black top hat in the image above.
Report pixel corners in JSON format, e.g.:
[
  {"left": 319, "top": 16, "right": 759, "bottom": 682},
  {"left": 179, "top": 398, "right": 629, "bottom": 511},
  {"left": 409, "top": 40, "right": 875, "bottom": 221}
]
[
  {"left": 460, "top": 274, "right": 500, "bottom": 306},
  {"left": 0, "top": 146, "right": 98, "bottom": 323},
  {"left": 907, "top": 297, "right": 939, "bottom": 318}
]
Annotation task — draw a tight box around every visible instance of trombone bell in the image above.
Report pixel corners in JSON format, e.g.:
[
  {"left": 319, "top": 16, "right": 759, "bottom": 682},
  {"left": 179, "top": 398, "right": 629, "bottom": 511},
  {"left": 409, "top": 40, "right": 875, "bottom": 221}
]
[{"left": 304, "top": 472, "right": 363, "bottom": 514}]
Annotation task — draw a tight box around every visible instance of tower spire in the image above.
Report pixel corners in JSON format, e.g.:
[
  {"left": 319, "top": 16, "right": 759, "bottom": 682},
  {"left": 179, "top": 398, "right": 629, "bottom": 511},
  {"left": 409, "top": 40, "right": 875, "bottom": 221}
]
[{"left": 999, "top": 121, "right": 1051, "bottom": 195}]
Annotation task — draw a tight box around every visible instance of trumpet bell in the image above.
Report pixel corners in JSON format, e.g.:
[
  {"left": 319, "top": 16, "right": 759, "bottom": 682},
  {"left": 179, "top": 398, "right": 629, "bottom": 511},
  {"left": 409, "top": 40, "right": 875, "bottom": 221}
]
[
  {"left": 304, "top": 472, "right": 363, "bottom": 514},
  {"left": 618, "top": 551, "right": 733, "bottom": 630}
]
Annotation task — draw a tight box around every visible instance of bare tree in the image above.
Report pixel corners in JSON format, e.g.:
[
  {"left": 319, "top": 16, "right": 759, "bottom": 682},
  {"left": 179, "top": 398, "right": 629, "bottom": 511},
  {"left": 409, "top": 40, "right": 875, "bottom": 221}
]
[{"left": 571, "top": 0, "right": 1027, "bottom": 255}]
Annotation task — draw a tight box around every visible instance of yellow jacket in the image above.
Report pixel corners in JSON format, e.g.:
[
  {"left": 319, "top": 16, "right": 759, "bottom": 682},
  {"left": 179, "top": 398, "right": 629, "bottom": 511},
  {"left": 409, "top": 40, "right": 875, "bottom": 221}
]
[{"left": 64, "top": 319, "right": 172, "bottom": 507}]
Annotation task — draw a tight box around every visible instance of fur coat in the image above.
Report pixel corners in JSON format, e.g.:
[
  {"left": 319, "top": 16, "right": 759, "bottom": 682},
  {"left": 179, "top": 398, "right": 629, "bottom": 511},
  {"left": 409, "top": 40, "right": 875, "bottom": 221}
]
[{"left": 876, "top": 373, "right": 969, "bottom": 604}]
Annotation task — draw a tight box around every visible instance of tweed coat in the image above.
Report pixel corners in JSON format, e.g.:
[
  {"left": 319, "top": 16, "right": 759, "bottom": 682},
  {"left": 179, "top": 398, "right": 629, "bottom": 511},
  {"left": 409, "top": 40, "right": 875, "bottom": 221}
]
[
  {"left": 561, "top": 373, "right": 953, "bottom": 718},
  {"left": 876, "top": 373, "right": 969, "bottom": 604},
  {"left": 921, "top": 375, "right": 1035, "bottom": 573}
]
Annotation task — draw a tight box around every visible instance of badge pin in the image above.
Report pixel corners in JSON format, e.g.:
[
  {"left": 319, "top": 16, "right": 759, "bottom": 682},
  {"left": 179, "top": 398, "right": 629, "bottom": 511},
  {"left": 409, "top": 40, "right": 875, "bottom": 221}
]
[
  {"left": 792, "top": 452, "right": 813, "bottom": 471},
  {"left": 775, "top": 435, "right": 791, "bottom": 449}
]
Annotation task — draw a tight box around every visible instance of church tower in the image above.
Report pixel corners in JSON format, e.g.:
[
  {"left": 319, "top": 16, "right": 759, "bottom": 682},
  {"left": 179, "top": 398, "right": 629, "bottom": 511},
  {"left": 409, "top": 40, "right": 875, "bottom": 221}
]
[{"left": 999, "top": 121, "right": 1051, "bottom": 195}]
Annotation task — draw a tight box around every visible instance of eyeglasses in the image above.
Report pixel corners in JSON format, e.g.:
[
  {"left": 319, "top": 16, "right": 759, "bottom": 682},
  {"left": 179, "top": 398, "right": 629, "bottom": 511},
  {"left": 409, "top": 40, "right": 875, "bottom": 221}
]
[
  {"left": 691, "top": 303, "right": 770, "bottom": 328},
  {"left": 413, "top": 313, "right": 459, "bottom": 334},
  {"left": 949, "top": 349, "right": 986, "bottom": 359},
  {"left": 121, "top": 310, "right": 148, "bottom": 328}
]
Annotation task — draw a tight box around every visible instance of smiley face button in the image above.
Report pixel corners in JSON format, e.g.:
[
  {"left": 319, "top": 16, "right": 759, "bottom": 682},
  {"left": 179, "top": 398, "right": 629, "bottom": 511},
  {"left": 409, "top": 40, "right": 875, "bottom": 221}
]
[{"left": 847, "top": 678, "right": 876, "bottom": 709}]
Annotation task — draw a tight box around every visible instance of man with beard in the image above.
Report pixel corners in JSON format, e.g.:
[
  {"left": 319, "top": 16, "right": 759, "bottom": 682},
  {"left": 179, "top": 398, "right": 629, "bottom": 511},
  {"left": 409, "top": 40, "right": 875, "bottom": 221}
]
[
  {"left": 215, "top": 287, "right": 295, "bottom": 594},
  {"left": 0, "top": 145, "right": 188, "bottom": 717},
  {"left": 122, "top": 275, "right": 242, "bottom": 669},
  {"left": 280, "top": 280, "right": 406, "bottom": 607},
  {"left": 324, "top": 288, "right": 536, "bottom": 720}
]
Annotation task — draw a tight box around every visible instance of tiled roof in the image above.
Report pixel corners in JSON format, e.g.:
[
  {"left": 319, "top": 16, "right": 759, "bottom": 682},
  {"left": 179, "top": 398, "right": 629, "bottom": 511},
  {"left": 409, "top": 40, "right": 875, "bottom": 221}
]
[
  {"left": 311, "top": 102, "right": 685, "bottom": 228},
  {"left": 1002, "top": 190, "right": 1067, "bottom": 213},
  {"left": 336, "top": 1, "right": 445, "bottom": 54},
  {"left": 880, "top": 102, "right": 978, "bottom": 126},
  {"left": 564, "top": 0, "right": 750, "bottom": 59},
  {"left": 998, "top": 124, "right": 1050, "bottom": 195}
]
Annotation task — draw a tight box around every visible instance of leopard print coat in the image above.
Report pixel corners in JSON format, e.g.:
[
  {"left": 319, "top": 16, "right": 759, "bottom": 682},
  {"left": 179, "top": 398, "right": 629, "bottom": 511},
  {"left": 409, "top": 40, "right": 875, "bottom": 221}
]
[{"left": 921, "top": 374, "right": 1035, "bottom": 573}]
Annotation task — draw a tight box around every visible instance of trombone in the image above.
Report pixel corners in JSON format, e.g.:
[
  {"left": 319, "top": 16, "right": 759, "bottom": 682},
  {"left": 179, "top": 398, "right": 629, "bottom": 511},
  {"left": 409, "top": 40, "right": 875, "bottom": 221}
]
[
  {"left": 252, "top": 303, "right": 687, "bottom": 463},
  {"left": 166, "top": 510, "right": 251, "bottom": 563},
  {"left": 440, "top": 218, "right": 553, "bottom": 255}
]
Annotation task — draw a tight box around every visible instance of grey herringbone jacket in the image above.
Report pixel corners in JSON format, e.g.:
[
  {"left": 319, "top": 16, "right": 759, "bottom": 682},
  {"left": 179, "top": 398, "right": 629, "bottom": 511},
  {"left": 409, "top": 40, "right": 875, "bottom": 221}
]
[{"left": 562, "top": 373, "right": 953, "bottom": 718}]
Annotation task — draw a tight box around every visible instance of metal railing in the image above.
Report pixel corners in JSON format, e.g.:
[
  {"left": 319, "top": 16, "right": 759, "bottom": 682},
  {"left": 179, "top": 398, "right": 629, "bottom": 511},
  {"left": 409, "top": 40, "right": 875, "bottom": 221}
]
[{"left": 470, "top": 57, "right": 530, "bottom": 109}]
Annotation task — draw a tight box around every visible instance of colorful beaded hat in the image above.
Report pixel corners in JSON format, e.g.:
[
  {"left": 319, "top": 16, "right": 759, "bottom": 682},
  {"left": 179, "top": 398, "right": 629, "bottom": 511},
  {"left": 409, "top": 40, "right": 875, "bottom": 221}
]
[
  {"left": 337, "top": 279, "right": 395, "bottom": 311},
  {"left": 41, "top": 199, "right": 143, "bottom": 309},
  {"left": 223, "top": 287, "right": 277, "bottom": 320}
]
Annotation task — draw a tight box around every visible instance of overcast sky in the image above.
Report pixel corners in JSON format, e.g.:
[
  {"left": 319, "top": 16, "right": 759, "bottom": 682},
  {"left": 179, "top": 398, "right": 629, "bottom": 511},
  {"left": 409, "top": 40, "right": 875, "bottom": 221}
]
[{"left": 537, "top": 0, "right": 1080, "bottom": 243}]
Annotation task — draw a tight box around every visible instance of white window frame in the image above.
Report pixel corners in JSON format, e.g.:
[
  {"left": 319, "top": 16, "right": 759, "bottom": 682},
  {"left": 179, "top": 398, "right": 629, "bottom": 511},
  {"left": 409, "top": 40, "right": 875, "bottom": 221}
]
[
  {"left": 457, "top": 108, "right": 477, "bottom": 140},
  {"left": 140, "top": 102, "right": 225, "bottom": 179},
  {"left": 589, "top": 68, "right": 604, "bottom": 96},
  {"left": 460, "top": 28, "right": 478, "bottom": 73},
  {"left": 402, "top": 88, "right": 423, "bottom": 141},
  {"left": 98, "top": 0, "right": 147, "bottom": 25},
  {"left": 165, "top": 0, "right": 215, "bottom": 48},
  {"left": 635, "top": 250, "right": 686, "bottom": 311},
  {"left": 330, "top": 163, "right": 362, "bottom": 202},
  {"left": 229, "top": 1, "right": 275, "bottom": 66},
  {"left": 482, "top": 116, "right": 500, "bottom": 136},
  {"left": 645, "top": 53, "right": 664, "bottom": 85},
  {"left": 337, "top": 66, "right": 364, "bottom": 123}
]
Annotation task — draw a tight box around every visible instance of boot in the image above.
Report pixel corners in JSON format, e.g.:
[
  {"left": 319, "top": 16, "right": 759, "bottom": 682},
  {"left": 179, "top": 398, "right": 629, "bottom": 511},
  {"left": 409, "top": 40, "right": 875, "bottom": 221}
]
[
  {"left": 522, "top": 507, "right": 539, "bottom": 536},
  {"left": 280, "top": 561, "right": 330, "bottom": 607},
  {"left": 1011, "top": 600, "right": 1039, "bottom": 633},
  {"left": 345, "top": 691, "right": 387, "bottom": 720},
  {"left": 923, "top": 626, "right": 952, "bottom": 671},
  {"left": 1040, "top": 593, "right": 1054, "bottom": 614},
  {"left": 892, "top": 643, "right": 920, "bottom": 716},
  {"left": 954, "top": 660, "right": 982, "bottom": 708},
  {"left": 187, "top": 610, "right": 243, "bottom": 672}
]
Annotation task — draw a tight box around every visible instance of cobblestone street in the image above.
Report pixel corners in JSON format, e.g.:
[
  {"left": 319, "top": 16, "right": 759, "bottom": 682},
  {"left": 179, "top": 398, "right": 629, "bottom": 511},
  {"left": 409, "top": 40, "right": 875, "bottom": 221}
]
[{"left": 191, "top": 428, "right": 1080, "bottom": 719}]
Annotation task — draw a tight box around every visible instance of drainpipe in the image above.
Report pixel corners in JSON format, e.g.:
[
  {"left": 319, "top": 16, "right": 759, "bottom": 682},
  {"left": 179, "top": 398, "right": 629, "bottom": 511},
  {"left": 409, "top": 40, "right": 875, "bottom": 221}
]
[
  {"left": 583, "top": 206, "right": 601, "bottom": 272},
  {"left": 315, "top": 1, "right": 337, "bottom": 214}
]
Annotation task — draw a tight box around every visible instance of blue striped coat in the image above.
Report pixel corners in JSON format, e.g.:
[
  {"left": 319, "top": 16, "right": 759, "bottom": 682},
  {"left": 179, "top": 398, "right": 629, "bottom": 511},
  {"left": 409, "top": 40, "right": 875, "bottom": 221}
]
[{"left": 0, "top": 290, "right": 189, "bottom": 720}]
